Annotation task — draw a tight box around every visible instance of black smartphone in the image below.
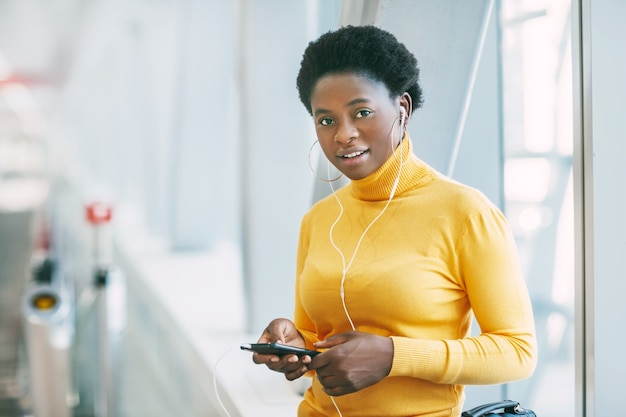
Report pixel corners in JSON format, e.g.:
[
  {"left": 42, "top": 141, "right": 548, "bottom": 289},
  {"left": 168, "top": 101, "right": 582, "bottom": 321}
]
[{"left": 240, "top": 342, "right": 320, "bottom": 357}]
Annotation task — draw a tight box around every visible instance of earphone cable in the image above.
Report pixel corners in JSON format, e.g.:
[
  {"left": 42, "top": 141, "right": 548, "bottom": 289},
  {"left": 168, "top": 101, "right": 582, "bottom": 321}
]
[
  {"left": 326, "top": 116, "right": 405, "bottom": 417},
  {"left": 331, "top": 396, "right": 344, "bottom": 417},
  {"left": 213, "top": 346, "right": 239, "bottom": 417},
  {"left": 328, "top": 116, "right": 405, "bottom": 331}
]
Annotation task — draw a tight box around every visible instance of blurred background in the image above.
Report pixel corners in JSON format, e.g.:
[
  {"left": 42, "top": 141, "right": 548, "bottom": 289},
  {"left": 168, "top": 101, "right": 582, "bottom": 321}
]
[{"left": 0, "top": 0, "right": 623, "bottom": 416}]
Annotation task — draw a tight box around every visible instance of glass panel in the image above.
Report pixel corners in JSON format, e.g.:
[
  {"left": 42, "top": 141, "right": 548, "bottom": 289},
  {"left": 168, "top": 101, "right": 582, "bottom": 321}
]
[{"left": 499, "top": 1, "right": 574, "bottom": 416}]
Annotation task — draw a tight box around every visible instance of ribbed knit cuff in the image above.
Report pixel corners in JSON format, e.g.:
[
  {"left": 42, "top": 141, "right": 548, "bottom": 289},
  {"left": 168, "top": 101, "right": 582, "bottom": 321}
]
[{"left": 389, "top": 336, "right": 442, "bottom": 379}]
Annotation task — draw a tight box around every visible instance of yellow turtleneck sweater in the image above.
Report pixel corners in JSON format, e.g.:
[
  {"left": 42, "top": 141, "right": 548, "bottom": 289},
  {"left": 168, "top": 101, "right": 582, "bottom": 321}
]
[{"left": 294, "top": 137, "right": 537, "bottom": 417}]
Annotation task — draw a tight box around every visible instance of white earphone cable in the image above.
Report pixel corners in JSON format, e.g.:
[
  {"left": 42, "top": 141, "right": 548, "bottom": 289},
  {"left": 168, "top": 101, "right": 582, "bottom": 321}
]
[
  {"left": 328, "top": 116, "right": 405, "bottom": 331},
  {"left": 326, "top": 116, "right": 405, "bottom": 417},
  {"left": 213, "top": 347, "right": 239, "bottom": 417}
]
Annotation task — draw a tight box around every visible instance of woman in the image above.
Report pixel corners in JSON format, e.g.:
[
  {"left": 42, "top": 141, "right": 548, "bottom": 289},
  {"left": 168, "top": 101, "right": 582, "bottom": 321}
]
[{"left": 252, "top": 25, "right": 537, "bottom": 417}]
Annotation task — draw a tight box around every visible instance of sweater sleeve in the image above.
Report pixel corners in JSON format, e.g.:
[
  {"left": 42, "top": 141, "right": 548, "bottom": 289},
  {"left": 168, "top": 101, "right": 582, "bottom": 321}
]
[{"left": 388, "top": 205, "right": 537, "bottom": 384}]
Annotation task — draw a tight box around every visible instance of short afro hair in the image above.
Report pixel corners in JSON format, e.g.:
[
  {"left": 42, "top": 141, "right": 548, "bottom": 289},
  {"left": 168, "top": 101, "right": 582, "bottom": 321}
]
[{"left": 296, "top": 25, "right": 423, "bottom": 115}]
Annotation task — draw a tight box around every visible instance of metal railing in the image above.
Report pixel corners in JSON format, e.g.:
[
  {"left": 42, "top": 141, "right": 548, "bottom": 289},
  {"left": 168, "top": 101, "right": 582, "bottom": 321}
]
[{"left": 21, "top": 201, "right": 127, "bottom": 417}]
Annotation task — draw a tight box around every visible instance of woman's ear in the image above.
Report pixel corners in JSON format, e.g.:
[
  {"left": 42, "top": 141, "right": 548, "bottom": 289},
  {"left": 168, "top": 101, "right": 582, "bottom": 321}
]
[{"left": 400, "top": 92, "right": 412, "bottom": 124}]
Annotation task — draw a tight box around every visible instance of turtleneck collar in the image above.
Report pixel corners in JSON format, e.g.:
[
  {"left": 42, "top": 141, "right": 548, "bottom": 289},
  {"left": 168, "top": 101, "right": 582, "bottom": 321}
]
[{"left": 348, "top": 133, "right": 435, "bottom": 201}]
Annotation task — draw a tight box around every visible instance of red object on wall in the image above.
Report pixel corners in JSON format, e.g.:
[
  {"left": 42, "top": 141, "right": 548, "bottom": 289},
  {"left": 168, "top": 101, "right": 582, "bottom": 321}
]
[{"left": 85, "top": 202, "right": 113, "bottom": 225}]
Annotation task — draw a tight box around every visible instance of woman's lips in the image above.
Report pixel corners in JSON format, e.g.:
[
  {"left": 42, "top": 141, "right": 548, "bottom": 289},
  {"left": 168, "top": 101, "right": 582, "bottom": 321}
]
[{"left": 337, "top": 149, "right": 369, "bottom": 166}]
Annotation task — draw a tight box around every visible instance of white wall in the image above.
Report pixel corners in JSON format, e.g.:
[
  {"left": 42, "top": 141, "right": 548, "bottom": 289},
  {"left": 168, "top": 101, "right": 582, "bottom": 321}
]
[
  {"left": 238, "top": 0, "right": 340, "bottom": 332},
  {"left": 582, "top": 0, "right": 626, "bottom": 415}
]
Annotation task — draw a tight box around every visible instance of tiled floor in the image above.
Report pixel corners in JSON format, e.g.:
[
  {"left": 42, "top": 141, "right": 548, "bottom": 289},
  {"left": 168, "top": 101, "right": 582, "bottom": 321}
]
[{"left": 0, "top": 209, "right": 35, "bottom": 417}]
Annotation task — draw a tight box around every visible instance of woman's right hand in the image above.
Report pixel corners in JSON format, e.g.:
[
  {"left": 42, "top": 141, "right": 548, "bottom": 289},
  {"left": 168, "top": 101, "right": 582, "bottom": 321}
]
[{"left": 252, "top": 318, "right": 312, "bottom": 380}]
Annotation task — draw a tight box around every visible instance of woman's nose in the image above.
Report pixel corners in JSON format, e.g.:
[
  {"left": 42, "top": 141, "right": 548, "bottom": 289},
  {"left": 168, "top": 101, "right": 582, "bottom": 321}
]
[{"left": 334, "top": 121, "right": 357, "bottom": 144}]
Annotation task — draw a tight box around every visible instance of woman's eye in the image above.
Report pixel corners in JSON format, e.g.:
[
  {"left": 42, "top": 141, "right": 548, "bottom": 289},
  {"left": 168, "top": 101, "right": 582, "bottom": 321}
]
[
  {"left": 355, "top": 109, "right": 372, "bottom": 118},
  {"left": 319, "top": 117, "right": 333, "bottom": 126}
]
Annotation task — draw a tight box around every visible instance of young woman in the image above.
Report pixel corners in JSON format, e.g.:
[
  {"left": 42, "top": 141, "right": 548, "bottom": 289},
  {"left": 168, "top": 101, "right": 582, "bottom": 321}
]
[{"left": 252, "top": 25, "right": 537, "bottom": 417}]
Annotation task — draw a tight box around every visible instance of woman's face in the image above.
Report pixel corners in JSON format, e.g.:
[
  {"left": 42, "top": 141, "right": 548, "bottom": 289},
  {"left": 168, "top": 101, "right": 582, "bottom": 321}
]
[{"left": 310, "top": 73, "right": 407, "bottom": 180}]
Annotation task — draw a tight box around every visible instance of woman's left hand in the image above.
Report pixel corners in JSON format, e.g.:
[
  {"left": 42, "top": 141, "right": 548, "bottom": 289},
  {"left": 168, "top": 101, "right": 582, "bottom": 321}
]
[{"left": 309, "top": 331, "right": 394, "bottom": 396}]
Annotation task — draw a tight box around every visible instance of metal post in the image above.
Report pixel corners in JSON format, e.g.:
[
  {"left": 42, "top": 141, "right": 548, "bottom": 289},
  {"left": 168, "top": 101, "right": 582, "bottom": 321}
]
[
  {"left": 86, "top": 202, "right": 126, "bottom": 417},
  {"left": 22, "top": 285, "right": 72, "bottom": 417}
]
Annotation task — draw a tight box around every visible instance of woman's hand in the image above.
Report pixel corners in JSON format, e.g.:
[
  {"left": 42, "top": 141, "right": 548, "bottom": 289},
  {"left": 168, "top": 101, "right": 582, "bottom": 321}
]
[
  {"left": 252, "top": 318, "right": 312, "bottom": 381},
  {"left": 309, "top": 331, "right": 394, "bottom": 396}
]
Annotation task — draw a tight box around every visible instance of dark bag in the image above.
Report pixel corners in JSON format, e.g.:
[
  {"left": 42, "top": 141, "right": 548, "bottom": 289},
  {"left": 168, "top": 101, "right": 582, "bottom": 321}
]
[{"left": 462, "top": 400, "right": 537, "bottom": 417}]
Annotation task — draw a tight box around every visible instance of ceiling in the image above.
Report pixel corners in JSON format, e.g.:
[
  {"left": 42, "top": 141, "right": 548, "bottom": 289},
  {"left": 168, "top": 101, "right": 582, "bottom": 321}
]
[
  {"left": 0, "top": 0, "right": 81, "bottom": 207},
  {"left": 0, "top": 0, "right": 86, "bottom": 137}
]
